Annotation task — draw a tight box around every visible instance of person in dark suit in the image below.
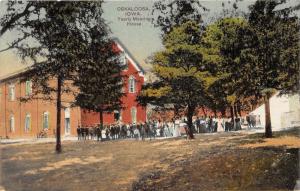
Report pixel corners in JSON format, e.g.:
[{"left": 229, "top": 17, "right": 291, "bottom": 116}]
[
  {"left": 196, "top": 117, "right": 201, "bottom": 133},
  {"left": 246, "top": 115, "right": 251, "bottom": 129},
  {"left": 77, "top": 125, "right": 81, "bottom": 140}
]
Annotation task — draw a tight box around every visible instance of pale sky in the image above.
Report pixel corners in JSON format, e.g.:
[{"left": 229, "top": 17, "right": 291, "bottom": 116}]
[{"left": 0, "top": 0, "right": 298, "bottom": 78}]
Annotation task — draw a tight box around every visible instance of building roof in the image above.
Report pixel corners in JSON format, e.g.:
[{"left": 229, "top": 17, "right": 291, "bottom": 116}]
[
  {"left": 0, "top": 38, "right": 145, "bottom": 82},
  {"left": 112, "top": 37, "right": 145, "bottom": 75},
  {"left": 0, "top": 66, "right": 32, "bottom": 83}
]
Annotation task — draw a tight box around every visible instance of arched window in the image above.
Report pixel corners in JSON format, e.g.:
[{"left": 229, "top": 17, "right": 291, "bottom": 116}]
[
  {"left": 129, "top": 76, "right": 136, "bottom": 93},
  {"left": 25, "top": 113, "right": 31, "bottom": 132},
  {"left": 43, "top": 112, "right": 49, "bottom": 129},
  {"left": 9, "top": 115, "right": 15, "bottom": 132},
  {"left": 131, "top": 107, "right": 137, "bottom": 124}
]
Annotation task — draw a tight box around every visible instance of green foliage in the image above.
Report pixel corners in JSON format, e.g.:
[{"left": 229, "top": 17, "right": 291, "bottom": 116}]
[
  {"left": 140, "top": 21, "right": 218, "bottom": 108},
  {"left": 138, "top": 20, "right": 221, "bottom": 138},
  {"left": 243, "top": 0, "right": 299, "bottom": 96},
  {"left": 201, "top": 17, "right": 251, "bottom": 112},
  {"left": 74, "top": 28, "right": 124, "bottom": 113},
  {"left": 0, "top": 1, "right": 122, "bottom": 150},
  {"left": 152, "top": 0, "right": 207, "bottom": 35},
  {"left": 0, "top": 1, "right": 107, "bottom": 101}
]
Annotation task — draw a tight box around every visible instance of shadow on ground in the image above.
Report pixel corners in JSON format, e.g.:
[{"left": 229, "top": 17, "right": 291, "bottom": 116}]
[{"left": 0, "top": 128, "right": 299, "bottom": 191}]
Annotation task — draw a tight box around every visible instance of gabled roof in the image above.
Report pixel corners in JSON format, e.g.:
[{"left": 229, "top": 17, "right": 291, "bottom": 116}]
[
  {"left": 0, "top": 37, "right": 146, "bottom": 82},
  {"left": 112, "top": 37, "right": 145, "bottom": 76}
]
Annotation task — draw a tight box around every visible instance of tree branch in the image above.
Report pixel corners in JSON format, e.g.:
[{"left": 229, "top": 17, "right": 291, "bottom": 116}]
[{"left": 0, "top": 3, "right": 33, "bottom": 37}]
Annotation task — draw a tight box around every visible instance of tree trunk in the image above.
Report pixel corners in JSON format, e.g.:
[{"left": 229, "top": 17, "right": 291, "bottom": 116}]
[
  {"left": 214, "top": 109, "right": 217, "bottom": 118},
  {"left": 264, "top": 95, "right": 272, "bottom": 138},
  {"left": 237, "top": 104, "right": 242, "bottom": 117},
  {"left": 100, "top": 110, "right": 104, "bottom": 129},
  {"left": 230, "top": 106, "right": 235, "bottom": 131},
  {"left": 99, "top": 110, "right": 104, "bottom": 140},
  {"left": 186, "top": 105, "right": 195, "bottom": 139},
  {"left": 55, "top": 76, "right": 62, "bottom": 153},
  {"left": 221, "top": 108, "right": 226, "bottom": 118},
  {"left": 234, "top": 104, "right": 238, "bottom": 118},
  {"left": 201, "top": 107, "right": 207, "bottom": 118}
]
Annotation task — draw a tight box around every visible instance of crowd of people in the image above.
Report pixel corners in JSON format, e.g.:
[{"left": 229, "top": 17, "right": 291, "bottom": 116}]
[
  {"left": 246, "top": 114, "right": 261, "bottom": 129},
  {"left": 77, "top": 122, "right": 158, "bottom": 141},
  {"left": 193, "top": 116, "right": 244, "bottom": 133},
  {"left": 76, "top": 115, "right": 258, "bottom": 141}
]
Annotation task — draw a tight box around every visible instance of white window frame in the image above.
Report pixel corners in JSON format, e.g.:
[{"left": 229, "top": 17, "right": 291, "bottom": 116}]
[
  {"left": 25, "top": 80, "right": 32, "bottom": 96},
  {"left": 25, "top": 113, "right": 31, "bottom": 132},
  {"left": 129, "top": 76, "right": 136, "bottom": 93},
  {"left": 9, "top": 84, "right": 15, "bottom": 101},
  {"left": 113, "top": 110, "right": 120, "bottom": 122},
  {"left": 64, "top": 108, "right": 71, "bottom": 135},
  {"left": 120, "top": 51, "right": 128, "bottom": 70},
  {"left": 119, "top": 110, "right": 122, "bottom": 122},
  {"left": 10, "top": 115, "right": 15, "bottom": 132},
  {"left": 43, "top": 111, "right": 49, "bottom": 129},
  {"left": 131, "top": 107, "right": 137, "bottom": 124}
]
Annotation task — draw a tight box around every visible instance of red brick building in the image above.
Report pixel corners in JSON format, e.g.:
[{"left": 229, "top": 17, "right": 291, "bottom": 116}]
[
  {"left": 80, "top": 39, "right": 146, "bottom": 126},
  {"left": 0, "top": 38, "right": 146, "bottom": 139},
  {"left": 0, "top": 72, "right": 81, "bottom": 138}
]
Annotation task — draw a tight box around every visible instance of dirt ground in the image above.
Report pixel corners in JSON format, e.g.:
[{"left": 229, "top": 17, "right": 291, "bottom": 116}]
[{"left": 0, "top": 128, "right": 299, "bottom": 191}]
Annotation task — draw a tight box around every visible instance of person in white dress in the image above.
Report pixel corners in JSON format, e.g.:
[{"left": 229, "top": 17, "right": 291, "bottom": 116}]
[
  {"left": 217, "top": 117, "right": 223, "bottom": 132},
  {"left": 174, "top": 118, "right": 181, "bottom": 137}
]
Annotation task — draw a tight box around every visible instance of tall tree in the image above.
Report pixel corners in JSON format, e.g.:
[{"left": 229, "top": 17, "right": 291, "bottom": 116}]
[
  {"left": 243, "top": 0, "right": 299, "bottom": 137},
  {"left": 74, "top": 26, "right": 124, "bottom": 133},
  {"left": 152, "top": 0, "right": 207, "bottom": 35},
  {"left": 201, "top": 17, "right": 254, "bottom": 124},
  {"left": 139, "top": 21, "right": 218, "bottom": 139},
  {"left": 0, "top": 1, "right": 107, "bottom": 152},
  {"left": 147, "top": 0, "right": 210, "bottom": 139}
]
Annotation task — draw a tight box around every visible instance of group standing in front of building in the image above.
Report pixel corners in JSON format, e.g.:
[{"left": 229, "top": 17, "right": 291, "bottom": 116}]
[{"left": 0, "top": 38, "right": 146, "bottom": 139}]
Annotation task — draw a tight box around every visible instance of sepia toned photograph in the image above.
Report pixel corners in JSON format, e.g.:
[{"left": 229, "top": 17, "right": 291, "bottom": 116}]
[{"left": 0, "top": 0, "right": 299, "bottom": 190}]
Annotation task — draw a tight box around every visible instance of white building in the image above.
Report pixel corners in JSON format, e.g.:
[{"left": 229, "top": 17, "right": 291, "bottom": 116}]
[{"left": 250, "top": 93, "right": 300, "bottom": 130}]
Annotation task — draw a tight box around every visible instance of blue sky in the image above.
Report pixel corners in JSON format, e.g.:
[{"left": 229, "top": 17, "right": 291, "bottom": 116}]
[{"left": 0, "top": 0, "right": 298, "bottom": 78}]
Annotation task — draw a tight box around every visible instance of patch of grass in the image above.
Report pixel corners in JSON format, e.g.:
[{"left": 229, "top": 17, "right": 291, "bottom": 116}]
[
  {"left": 132, "top": 129, "right": 299, "bottom": 191},
  {"left": 1, "top": 130, "right": 298, "bottom": 191}
]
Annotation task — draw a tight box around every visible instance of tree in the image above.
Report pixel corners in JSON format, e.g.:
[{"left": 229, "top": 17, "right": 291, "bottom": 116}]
[
  {"left": 243, "top": 0, "right": 299, "bottom": 137},
  {"left": 152, "top": 0, "right": 207, "bottom": 35},
  {"left": 0, "top": 1, "right": 107, "bottom": 152},
  {"left": 201, "top": 17, "right": 255, "bottom": 126},
  {"left": 139, "top": 21, "right": 218, "bottom": 139},
  {"left": 74, "top": 26, "right": 124, "bottom": 134}
]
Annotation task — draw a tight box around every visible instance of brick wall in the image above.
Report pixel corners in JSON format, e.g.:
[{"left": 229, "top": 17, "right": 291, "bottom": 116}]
[
  {"left": 81, "top": 55, "right": 146, "bottom": 126},
  {"left": 0, "top": 78, "right": 81, "bottom": 138}
]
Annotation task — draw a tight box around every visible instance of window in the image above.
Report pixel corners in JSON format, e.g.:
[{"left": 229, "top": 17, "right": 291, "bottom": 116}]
[
  {"left": 9, "top": 84, "right": 15, "bottom": 101},
  {"left": 43, "top": 112, "right": 49, "bottom": 129},
  {"left": 129, "top": 76, "right": 136, "bottom": 93},
  {"left": 131, "top": 107, "right": 137, "bottom": 124},
  {"left": 25, "top": 80, "right": 32, "bottom": 96},
  {"left": 9, "top": 115, "right": 15, "bottom": 132},
  {"left": 119, "top": 110, "right": 122, "bottom": 122},
  {"left": 119, "top": 51, "right": 128, "bottom": 70},
  {"left": 119, "top": 79, "right": 125, "bottom": 93},
  {"left": 64, "top": 108, "right": 71, "bottom": 134},
  {"left": 25, "top": 113, "right": 31, "bottom": 132},
  {"left": 114, "top": 110, "right": 120, "bottom": 122}
]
